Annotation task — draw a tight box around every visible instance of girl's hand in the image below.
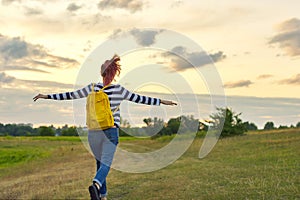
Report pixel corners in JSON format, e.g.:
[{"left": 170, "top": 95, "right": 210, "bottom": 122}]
[
  {"left": 33, "top": 94, "right": 48, "bottom": 102},
  {"left": 160, "top": 99, "right": 177, "bottom": 106}
]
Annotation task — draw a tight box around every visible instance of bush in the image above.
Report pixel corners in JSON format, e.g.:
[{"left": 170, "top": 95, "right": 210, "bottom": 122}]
[
  {"left": 278, "top": 125, "right": 288, "bottom": 129},
  {"left": 38, "top": 126, "right": 55, "bottom": 136},
  {"left": 61, "top": 126, "right": 78, "bottom": 136},
  {"left": 210, "top": 107, "right": 247, "bottom": 137},
  {"left": 243, "top": 122, "right": 258, "bottom": 131},
  {"left": 264, "top": 121, "right": 275, "bottom": 130}
]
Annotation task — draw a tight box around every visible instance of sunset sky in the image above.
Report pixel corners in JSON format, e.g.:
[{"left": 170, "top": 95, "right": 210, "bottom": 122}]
[{"left": 0, "top": 0, "right": 299, "bottom": 128}]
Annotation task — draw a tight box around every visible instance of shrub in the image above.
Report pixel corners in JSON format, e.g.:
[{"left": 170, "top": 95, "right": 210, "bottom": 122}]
[
  {"left": 264, "top": 121, "right": 275, "bottom": 130},
  {"left": 210, "top": 107, "right": 247, "bottom": 137}
]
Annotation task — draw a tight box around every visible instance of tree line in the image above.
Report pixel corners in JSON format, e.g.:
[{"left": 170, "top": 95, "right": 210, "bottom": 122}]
[
  {"left": 1, "top": 107, "right": 299, "bottom": 137},
  {"left": 119, "top": 107, "right": 300, "bottom": 138},
  {"left": 263, "top": 121, "right": 300, "bottom": 130},
  {"left": 0, "top": 123, "right": 78, "bottom": 137}
]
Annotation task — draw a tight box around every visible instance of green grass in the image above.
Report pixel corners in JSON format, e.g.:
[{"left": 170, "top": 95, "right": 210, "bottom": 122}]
[
  {"left": 0, "top": 145, "right": 49, "bottom": 167},
  {"left": 30, "top": 136, "right": 82, "bottom": 142},
  {"left": 0, "top": 129, "right": 299, "bottom": 199},
  {"left": 111, "top": 129, "right": 299, "bottom": 200},
  {"left": 0, "top": 136, "right": 82, "bottom": 178},
  {"left": 0, "top": 137, "right": 49, "bottom": 170},
  {"left": 0, "top": 135, "right": 146, "bottom": 177}
]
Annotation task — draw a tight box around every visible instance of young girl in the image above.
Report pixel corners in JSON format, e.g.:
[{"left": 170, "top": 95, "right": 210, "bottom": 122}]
[{"left": 33, "top": 54, "right": 177, "bottom": 200}]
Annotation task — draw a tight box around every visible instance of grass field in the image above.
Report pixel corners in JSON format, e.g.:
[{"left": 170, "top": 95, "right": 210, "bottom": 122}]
[{"left": 0, "top": 129, "right": 299, "bottom": 199}]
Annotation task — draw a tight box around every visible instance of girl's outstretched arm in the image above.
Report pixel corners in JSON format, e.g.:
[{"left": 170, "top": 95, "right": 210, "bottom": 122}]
[
  {"left": 121, "top": 85, "right": 177, "bottom": 106},
  {"left": 33, "top": 94, "right": 48, "bottom": 101},
  {"left": 160, "top": 99, "right": 177, "bottom": 106},
  {"left": 33, "top": 84, "right": 92, "bottom": 102}
]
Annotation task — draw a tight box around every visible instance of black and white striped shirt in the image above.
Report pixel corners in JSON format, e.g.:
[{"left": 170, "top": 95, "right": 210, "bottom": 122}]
[{"left": 47, "top": 83, "right": 161, "bottom": 127}]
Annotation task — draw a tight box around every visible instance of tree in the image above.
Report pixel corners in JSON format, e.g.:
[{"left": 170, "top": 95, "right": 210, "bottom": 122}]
[
  {"left": 278, "top": 125, "right": 288, "bottom": 129},
  {"left": 179, "top": 115, "right": 199, "bottom": 133},
  {"left": 56, "top": 127, "right": 62, "bottom": 136},
  {"left": 143, "top": 117, "right": 165, "bottom": 137},
  {"left": 120, "top": 117, "right": 131, "bottom": 128},
  {"left": 119, "top": 117, "right": 131, "bottom": 136},
  {"left": 210, "top": 107, "right": 247, "bottom": 137},
  {"left": 167, "top": 117, "right": 180, "bottom": 134},
  {"left": 0, "top": 123, "right": 7, "bottom": 136},
  {"left": 4, "top": 124, "right": 18, "bottom": 136},
  {"left": 0, "top": 123, "right": 4, "bottom": 133},
  {"left": 38, "top": 126, "right": 55, "bottom": 136},
  {"left": 264, "top": 121, "right": 275, "bottom": 130},
  {"left": 243, "top": 122, "right": 258, "bottom": 131},
  {"left": 296, "top": 122, "right": 300, "bottom": 128},
  {"left": 143, "top": 118, "right": 153, "bottom": 126},
  {"left": 61, "top": 126, "right": 78, "bottom": 136}
]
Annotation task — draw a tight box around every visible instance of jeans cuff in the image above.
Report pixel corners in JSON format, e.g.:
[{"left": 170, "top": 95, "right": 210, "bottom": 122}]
[
  {"left": 100, "top": 193, "right": 107, "bottom": 198},
  {"left": 93, "top": 179, "right": 102, "bottom": 187}
]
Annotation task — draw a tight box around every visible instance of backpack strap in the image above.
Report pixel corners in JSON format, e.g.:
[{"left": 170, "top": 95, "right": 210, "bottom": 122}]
[
  {"left": 91, "top": 83, "right": 95, "bottom": 92},
  {"left": 91, "top": 83, "right": 111, "bottom": 92},
  {"left": 113, "top": 106, "right": 120, "bottom": 113},
  {"left": 100, "top": 84, "right": 111, "bottom": 91},
  {"left": 100, "top": 83, "right": 120, "bottom": 113}
]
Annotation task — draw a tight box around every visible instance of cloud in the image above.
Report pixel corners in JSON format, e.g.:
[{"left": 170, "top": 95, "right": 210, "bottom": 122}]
[
  {"left": 0, "top": 72, "right": 74, "bottom": 90},
  {"left": 257, "top": 74, "right": 273, "bottom": 80},
  {"left": 48, "top": 55, "right": 79, "bottom": 66},
  {"left": 0, "top": 72, "right": 15, "bottom": 83},
  {"left": 83, "top": 40, "right": 92, "bottom": 52},
  {"left": 109, "top": 28, "right": 123, "bottom": 39},
  {"left": 108, "top": 28, "right": 163, "bottom": 46},
  {"left": 269, "top": 18, "right": 300, "bottom": 57},
  {"left": 130, "top": 28, "right": 163, "bottom": 46},
  {"left": 24, "top": 7, "right": 43, "bottom": 16},
  {"left": 171, "top": 0, "right": 183, "bottom": 8},
  {"left": 0, "top": 87, "right": 76, "bottom": 126},
  {"left": 161, "top": 46, "right": 226, "bottom": 71},
  {"left": 25, "top": 79, "right": 74, "bottom": 89},
  {"left": 0, "top": 34, "right": 79, "bottom": 72},
  {"left": 29, "top": 60, "right": 59, "bottom": 68},
  {"left": 224, "top": 80, "right": 253, "bottom": 88},
  {"left": 0, "top": 35, "right": 39, "bottom": 61},
  {"left": 1, "top": 65, "right": 49, "bottom": 73},
  {"left": 210, "top": 51, "right": 227, "bottom": 62},
  {"left": 67, "top": 3, "right": 82, "bottom": 12},
  {"left": 278, "top": 74, "right": 300, "bottom": 85},
  {"left": 80, "top": 13, "right": 111, "bottom": 28},
  {"left": 98, "top": 0, "right": 144, "bottom": 13},
  {"left": 1, "top": 0, "right": 20, "bottom": 5},
  {"left": 0, "top": 73, "right": 75, "bottom": 125}
]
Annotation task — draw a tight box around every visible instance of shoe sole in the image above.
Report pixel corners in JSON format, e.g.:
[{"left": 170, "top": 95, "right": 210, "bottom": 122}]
[{"left": 89, "top": 185, "right": 100, "bottom": 200}]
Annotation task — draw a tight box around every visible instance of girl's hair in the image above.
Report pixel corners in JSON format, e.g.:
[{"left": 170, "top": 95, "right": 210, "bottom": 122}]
[{"left": 101, "top": 54, "right": 121, "bottom": 85}]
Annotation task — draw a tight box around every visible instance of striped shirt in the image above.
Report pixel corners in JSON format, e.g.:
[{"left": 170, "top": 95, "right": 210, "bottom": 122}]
[{"left": 47, "top": 83, "right": 161, "bottom": 128}]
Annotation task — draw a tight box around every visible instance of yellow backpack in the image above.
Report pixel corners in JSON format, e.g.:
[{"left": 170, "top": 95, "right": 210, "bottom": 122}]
[{"left": 86, "top": 83, "right": 118, "bottom": 130}]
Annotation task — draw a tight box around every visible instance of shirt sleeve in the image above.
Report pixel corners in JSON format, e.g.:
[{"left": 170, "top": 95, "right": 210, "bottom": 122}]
[
  {"left": 47, "top": 84, "right": 92, "bottom": 100},
  {"left": 121, "top": 86, "right": 161, "bottom": 106}
]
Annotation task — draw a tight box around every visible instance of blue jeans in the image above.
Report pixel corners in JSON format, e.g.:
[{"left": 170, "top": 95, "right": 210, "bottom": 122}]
[{"left": 88, "top": 128, "right": 119, "bottom": 197}]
